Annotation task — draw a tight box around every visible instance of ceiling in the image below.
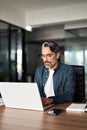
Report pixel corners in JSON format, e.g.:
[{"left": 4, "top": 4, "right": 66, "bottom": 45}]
[
  {"left": 6, "top": 0, "right": 87, "bottom": 12},
  {"left": 1, "top": 0, "right": 87, "bottom": 30}
]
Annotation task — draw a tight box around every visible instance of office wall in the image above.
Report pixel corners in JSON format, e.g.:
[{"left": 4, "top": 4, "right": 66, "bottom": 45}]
[{"left": 28, "top": 25, "right": 64, "bottom": 41}]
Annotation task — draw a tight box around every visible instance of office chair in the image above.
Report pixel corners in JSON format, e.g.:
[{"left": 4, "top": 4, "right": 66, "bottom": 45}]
[{"left": 71, "top": 65, "right": 85, "bottom": 102}]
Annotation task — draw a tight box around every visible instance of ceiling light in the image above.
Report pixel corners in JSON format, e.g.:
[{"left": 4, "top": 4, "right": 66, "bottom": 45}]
[{"left": 25, "top": 25, "right": 32, "bottom": 31}]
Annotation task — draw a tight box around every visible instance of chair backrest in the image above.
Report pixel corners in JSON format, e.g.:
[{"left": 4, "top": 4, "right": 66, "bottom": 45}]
[{"left": 71, "top": 65, "right": 85, "bottom": 102}]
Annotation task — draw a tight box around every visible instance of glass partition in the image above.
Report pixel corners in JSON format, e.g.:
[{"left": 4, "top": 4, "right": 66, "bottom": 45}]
[
  {"left": 65, "top": 28, "right": 87, "bottom": 97},
  {"left": 10, "top": 26, "right": 23, "bottom": 81},
  {"left": 0, "top": 20, "right": 27, "bottom": 82},
  {"left": 0, "top": 21, "right": 9, "bottom": 81}
]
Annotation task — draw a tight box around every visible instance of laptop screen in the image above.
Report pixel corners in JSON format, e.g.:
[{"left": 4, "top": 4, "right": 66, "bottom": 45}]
[{"left": 0, "top": 82, "right": 44, "bottom": 111}]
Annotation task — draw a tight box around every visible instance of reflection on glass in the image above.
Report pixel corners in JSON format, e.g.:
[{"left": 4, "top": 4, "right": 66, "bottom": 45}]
[
  {"left": 0, "top": 21, "right": 9, "bottom": 81},
  {"left": 65, "top": 49, "right": 83, "bottom": 65},
  {"left": 10, "top": 27, "right": 23, "bottom": 81},
  {"left": 85, "top": 50, "right": 87, "bottom": 73},
  {"left": 0, "top": 20, "right": 27, "bottom": 82},
  {"left": 17, "top": 49, "right": 22, "bottom": 80},
  {"left": 65, "top": 28, "right": 87, "bottom": 97}
]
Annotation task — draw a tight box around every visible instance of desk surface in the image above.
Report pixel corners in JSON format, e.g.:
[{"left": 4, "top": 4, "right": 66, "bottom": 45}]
[{"left": 0, "top": 103, "right": 87, "bottom": 130}]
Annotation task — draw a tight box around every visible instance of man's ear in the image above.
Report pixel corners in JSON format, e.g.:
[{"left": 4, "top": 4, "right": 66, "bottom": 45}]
[{"left": 57, "top": 52, "right": 60, "bottom": 59}]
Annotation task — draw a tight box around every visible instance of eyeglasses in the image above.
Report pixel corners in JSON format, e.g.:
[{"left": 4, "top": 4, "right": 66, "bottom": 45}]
[{"left": 40, "top": 53, "right": 55, "bottom": 59}]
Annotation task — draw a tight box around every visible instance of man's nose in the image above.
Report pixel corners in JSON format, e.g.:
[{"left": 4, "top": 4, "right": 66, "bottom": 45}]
[{"left": 43, "top": 56, "right": 48, "bottom": 61}]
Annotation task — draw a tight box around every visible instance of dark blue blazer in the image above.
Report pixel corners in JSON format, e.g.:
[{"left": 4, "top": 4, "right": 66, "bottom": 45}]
[{"left": 34, "top": 61, "right": 75, "bottom": 104}]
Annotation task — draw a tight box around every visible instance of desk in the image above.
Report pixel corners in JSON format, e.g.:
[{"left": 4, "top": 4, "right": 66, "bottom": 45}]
[{"left": 0, "top": 103, "right": 87, "bottom": 130}]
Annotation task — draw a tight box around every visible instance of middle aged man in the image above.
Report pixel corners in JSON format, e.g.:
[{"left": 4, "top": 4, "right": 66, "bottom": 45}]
[{"left": 34, "top": 41, "right": 75, "bottom": 105}]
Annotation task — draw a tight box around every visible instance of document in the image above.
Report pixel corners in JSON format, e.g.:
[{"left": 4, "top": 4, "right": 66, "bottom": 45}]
[
  {"left": 66, "top": 103, "right": 87, "bottom": 112},
  {"left": 0, "top": 98, "right": 4, "bottom": 106}
]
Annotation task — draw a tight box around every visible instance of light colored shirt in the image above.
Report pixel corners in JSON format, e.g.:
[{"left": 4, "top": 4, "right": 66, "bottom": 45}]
[{"left": 44, "top": 70, "right": 55, "bottom": 97}]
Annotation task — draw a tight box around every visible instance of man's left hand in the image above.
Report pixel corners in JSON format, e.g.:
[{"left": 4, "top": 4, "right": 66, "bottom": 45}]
[{"left": 41, "top": 97, "right": 53, "bottom": 105}]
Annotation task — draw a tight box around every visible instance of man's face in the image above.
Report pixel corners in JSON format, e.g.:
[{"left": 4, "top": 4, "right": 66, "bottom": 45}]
[{"left": 41, "top": 47, "right": 60, "bottom": 69}]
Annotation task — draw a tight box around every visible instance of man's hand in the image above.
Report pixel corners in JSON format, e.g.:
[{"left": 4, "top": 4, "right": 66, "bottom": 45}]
[{"left": 41, "top": 97, "right": 53, "bottom": 106}]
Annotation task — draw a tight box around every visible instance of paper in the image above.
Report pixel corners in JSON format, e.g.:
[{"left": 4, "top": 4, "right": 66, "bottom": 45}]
[
  {"left": 0, "top": 98, "right": 4, "bottom": 106},
  {"left": 66, "top": 103, "right": 87, "bottom": 112}
]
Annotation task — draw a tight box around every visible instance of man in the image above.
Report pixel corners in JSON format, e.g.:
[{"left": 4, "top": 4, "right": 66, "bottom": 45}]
[{"left": 34, "top": 41, "right": 75, "bottom": 105}]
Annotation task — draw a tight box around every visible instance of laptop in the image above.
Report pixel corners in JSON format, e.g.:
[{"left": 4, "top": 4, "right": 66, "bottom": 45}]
[{"left": 0, "top": 82, "right": 54, "bottom": 111}]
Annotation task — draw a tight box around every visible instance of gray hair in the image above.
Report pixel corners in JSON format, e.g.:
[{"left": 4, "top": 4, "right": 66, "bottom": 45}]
[{"left": 42, "top": 41, "right": 60, "bottom": 53}]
